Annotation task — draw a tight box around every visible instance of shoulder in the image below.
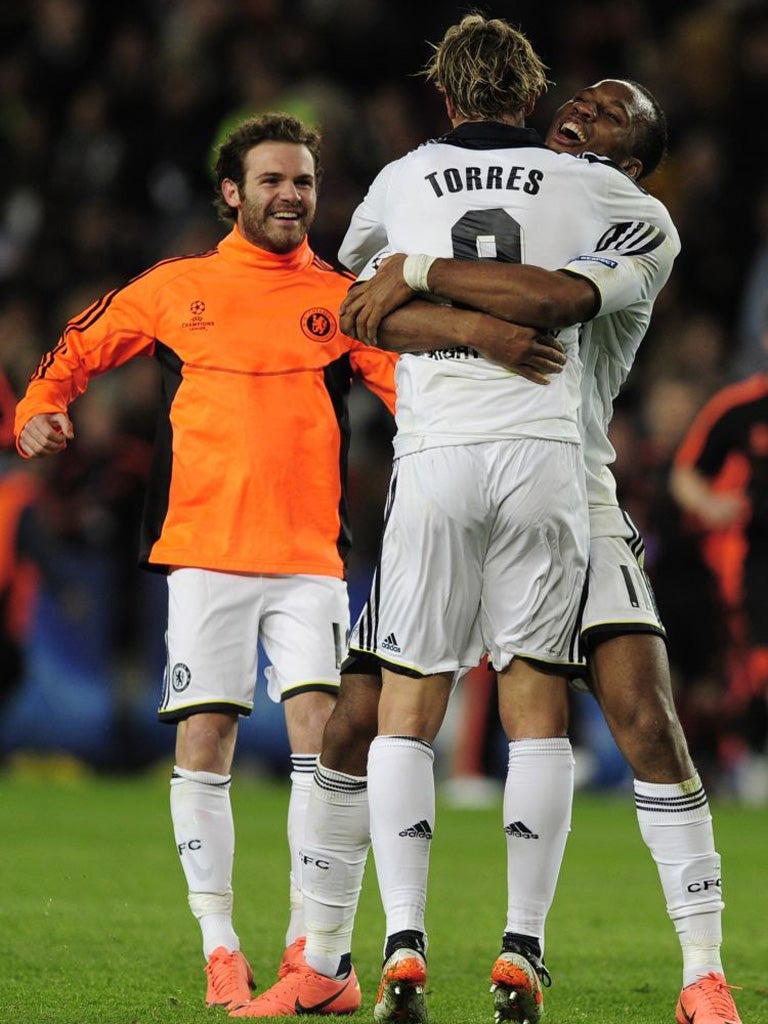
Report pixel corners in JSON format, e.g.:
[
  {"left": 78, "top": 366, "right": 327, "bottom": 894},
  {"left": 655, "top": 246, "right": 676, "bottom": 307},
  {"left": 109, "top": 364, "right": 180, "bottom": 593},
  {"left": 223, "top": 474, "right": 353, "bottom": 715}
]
[
  {"left": 309, "top": 252, "right": 356, "bottom": 283},
  {"left": 380, "top": 143, "right": 442, "bottom": 174},
  {"left": 306, "top": 253, "right": 357, "bottom": 302},
  {"left": 575, "top": 157, "right": 678, "bottom": 246},
  {"left": 703, "top": 375, "right": 768, "bottom": 422},
  {"left": 569, "top": 151, "right": 663, "bottom": 207},
  {"left": 539, "top": 148, "right": 661, "bottom": 204},
  {"left": 125, "top": 248, "right": 220, "bottom": 291}
]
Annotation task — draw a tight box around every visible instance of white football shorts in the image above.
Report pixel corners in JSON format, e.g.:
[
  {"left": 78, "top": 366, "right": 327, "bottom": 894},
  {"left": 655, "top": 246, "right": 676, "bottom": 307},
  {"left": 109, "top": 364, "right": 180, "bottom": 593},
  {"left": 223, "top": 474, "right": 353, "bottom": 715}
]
[
  {"left": 158, "top": 568, "right": 349, "bottom": 721},
  {"left": 350, "top": 438, "right": 589, "bottom": 678},
  {"left": 581, "top": 511, "right": 666, "bottom": 646}
]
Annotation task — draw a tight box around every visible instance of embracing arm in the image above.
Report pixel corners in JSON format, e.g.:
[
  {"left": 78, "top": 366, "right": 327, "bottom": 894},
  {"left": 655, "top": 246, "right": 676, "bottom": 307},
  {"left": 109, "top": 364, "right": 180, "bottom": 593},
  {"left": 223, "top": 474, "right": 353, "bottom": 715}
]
[
  {"left": 370, "top": 300, "right": 567, "bottom": 386},
  {"left": 341, "top": 253, "right": 598, "bottom": 346},
  {"left": 427, "top": 258, "right": 599, "bottom": 326}
]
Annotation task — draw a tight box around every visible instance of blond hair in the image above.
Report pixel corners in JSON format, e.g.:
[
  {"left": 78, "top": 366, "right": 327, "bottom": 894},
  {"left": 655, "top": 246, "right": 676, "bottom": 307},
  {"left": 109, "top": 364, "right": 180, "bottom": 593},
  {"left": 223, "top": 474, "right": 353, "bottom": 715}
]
[{"left": 423, "top": 13, "right": 550, "bottom": 121}]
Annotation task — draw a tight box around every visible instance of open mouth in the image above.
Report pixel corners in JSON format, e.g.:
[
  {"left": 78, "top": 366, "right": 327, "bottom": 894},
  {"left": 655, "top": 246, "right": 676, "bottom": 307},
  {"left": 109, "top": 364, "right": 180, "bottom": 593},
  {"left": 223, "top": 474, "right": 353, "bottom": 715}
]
[{"left": 555, "top": 119, "right": 588, "bottom": 144}]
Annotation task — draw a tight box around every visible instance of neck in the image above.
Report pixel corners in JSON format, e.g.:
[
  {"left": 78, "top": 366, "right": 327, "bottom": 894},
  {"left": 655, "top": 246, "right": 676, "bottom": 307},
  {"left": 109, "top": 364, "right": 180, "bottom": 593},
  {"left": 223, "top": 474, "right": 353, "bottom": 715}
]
[{"left": 451, "top": 112, "right": 525, "bottom": 128}]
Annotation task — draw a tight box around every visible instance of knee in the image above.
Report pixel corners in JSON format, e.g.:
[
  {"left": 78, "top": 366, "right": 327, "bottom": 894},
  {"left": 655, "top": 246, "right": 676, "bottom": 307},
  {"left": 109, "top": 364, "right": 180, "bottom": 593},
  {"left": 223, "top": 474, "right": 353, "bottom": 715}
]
[
  {"left": 321, "top": 675, "right": 380, "bottom": 774},
  {"left": 606, "top": 692, "right": 680, "bottom": 744},
  {"left": 603, "top": 695, "right": 693, "bottom": 778},
  {"left": 497, "top": 670, "right": 570, "bottom": 740},
  {"left": 176, "top": 712, "right": 238, "bottom": 774},
  {"left": 285, "top": 690, "right": 336, "bottom": 751}
]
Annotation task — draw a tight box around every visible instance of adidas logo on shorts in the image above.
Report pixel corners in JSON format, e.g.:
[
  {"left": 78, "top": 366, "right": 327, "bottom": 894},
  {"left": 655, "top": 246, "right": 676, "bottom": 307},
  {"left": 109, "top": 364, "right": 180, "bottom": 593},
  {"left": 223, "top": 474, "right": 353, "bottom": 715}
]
[
  {"left": 380, "top": 632, "right": 401, "bottom": 654},
  {"left": 399, "top": 819, "right": 433, "bottom": 839}
]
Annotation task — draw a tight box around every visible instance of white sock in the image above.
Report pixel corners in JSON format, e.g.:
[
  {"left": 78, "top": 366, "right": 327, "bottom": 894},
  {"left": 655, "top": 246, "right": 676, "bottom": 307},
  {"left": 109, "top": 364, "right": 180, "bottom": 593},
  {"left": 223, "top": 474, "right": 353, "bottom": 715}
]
[
  {"left": 170, "top": 766, "right": 239, "bottom": 959},
  {"left": 286, "top": 754, "right": 318, "bottom": 945},
  {"left": 303, "top": 761, "right": 370, "bottom": 979},
  {"left": 503, "top": 738, "right": 574, "bottom": 956},
  {"left": 368, "top": 735, "right": 435, "bottom": 943},
  {"left": 634, "top": 774, "right": 724, "bottom": 986}
]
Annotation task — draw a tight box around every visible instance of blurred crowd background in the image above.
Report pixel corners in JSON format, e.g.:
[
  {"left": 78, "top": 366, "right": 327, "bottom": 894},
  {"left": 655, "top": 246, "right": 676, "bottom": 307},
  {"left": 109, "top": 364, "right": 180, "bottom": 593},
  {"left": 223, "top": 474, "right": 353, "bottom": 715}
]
[{"left": 1, "top": 0, "right": 768, "bottom": 801}]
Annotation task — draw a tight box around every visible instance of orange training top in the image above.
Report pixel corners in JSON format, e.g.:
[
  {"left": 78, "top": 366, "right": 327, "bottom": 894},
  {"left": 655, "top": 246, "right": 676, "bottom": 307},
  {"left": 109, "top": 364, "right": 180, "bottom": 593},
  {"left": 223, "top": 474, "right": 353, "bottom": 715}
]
[
  {"left": 15, "top": 227, "right": 397, "bottom": 578},
  {"left": 673, "top": 373, "right": 768, "bottom": 609}
]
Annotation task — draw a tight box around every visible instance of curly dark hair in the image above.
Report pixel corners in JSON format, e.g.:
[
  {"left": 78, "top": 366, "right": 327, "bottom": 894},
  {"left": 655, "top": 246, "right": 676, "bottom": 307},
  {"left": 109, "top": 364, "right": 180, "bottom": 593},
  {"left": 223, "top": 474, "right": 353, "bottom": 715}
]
[{"left": 213, "top": 113, "right": 322, "bottom": 222}]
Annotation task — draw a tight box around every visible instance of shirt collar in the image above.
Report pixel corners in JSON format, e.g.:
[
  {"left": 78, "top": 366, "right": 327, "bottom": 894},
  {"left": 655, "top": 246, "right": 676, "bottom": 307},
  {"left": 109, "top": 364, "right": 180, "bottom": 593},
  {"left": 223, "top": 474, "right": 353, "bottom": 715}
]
[
  {"left": 218, "top": 224, "right": 314, "bottom": 270},
  {"left": 435, "top": 121, "right": 547, "bottom": 151}
]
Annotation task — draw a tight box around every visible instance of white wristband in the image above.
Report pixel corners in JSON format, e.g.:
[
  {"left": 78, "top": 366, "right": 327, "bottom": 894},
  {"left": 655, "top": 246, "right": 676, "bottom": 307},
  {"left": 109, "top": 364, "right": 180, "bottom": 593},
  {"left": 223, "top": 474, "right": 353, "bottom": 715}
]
[{"left": 402, "top": 253, "right": 436, "bottom": 293}]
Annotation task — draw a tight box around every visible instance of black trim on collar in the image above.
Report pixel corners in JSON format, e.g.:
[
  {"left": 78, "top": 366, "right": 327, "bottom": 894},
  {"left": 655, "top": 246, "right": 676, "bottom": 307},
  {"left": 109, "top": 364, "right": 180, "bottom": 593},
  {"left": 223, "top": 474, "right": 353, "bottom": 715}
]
[
  {"left": 434, "top": 121, "right": 547, "bottom": 151},
  {"left": 577, "top": 151, "right": 650, "bottom": 193}
]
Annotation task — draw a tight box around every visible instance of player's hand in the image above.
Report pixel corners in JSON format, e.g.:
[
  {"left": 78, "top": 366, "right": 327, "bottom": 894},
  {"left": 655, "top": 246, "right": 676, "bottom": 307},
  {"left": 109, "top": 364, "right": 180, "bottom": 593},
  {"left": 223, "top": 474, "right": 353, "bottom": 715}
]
[
  {"left": 478, "top": 321, "right": 566, "bottom": 384},
  {"left": 18, "top": 412, "right": 74, "bottom": 457},
  {"left": 340, "top": 254, "right": 413, "bottom": 344}
]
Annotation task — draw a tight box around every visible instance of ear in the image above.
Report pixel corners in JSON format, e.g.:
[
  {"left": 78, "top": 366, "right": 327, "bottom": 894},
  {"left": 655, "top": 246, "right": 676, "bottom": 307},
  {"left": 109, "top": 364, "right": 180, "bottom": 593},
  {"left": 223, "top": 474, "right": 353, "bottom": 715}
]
[
  {"left": 619, "top": 156, "right": 643, "bottom": 180},
  {"left": 444, "top": 94, "right": 457, "bottom": 122},
  {"left": 522, "top": 96, "right": 537, "bottom": 118},
  {"left": 221, "top": 178, "right": 241, "bottom": 210}
]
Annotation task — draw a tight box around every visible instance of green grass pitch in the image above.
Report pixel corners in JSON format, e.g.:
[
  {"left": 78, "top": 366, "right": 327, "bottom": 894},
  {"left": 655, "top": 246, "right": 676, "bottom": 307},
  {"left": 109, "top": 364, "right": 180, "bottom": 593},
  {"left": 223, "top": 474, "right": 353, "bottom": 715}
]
[{"left": 2, "top": 767, "right": 765, "bottom": 1023}]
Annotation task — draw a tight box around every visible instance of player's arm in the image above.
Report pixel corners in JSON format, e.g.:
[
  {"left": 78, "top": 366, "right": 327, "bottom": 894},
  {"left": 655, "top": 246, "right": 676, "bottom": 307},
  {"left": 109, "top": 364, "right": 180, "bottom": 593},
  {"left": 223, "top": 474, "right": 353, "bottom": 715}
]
[
  {"left": 17, "top": 412, "right": 75, "bottom": 457},
  {"left": 15, "top": 281, "right": 157, "bottom": 458},
  {"left": 431, "top": 259, "right": 599, "bottom": 324},
  {"left": 341, "top": 217, "right": 679, "bottom": 346},
  {"left": 669, "top": 399, "right": 748, "bottom": 529},
  {"left": 338, "top": 165, "right": 392, "bottom": 275},
  {"left": 348, "top": 294, "right": 566, "bottom": 388},
  {"left": 349, "top": 344, "right": 399, "bottom": 415},
  {"left": 668, "top": 463, "right": 747, "bottom": 529},
  {"left": 372, "top": 301, "right": 566, "bottom": 385},
  {"left": 341, "top": 246, "right": 566, "bottom": 384},
  {"left": 344, "top": 229, "right": 677, "bottom": 380},
  {"left": 340, "top": 254, "right": 598, "bottom": 346}
]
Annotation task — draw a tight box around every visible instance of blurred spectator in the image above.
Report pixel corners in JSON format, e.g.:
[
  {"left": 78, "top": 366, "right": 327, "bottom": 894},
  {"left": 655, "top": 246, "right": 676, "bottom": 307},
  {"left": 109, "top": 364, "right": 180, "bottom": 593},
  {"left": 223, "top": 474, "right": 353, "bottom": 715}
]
[
  {"left": 732, "top": 189, "right": 768, "bottom": 379},
  {"left": 670, "top": 315, "right": 768, "bottom": 801},
  {"left": 0, "top": 377, "right": 39, "bottom": 716},
  {"left": 4, "top": 376, "right": 162, "bottom": 766},
  {"left": 606, "top": 375, "right": 729, "bottom": 789}
]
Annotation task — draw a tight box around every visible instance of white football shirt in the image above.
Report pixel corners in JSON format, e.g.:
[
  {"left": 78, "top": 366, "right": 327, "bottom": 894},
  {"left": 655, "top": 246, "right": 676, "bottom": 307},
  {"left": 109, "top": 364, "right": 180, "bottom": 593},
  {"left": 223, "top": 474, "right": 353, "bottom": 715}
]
[
  {"left": 560, "top": 207, "right": 680, "bottom": 533},
  {"left": 339, "top": 123, "right": 675, "bottom": 459}
]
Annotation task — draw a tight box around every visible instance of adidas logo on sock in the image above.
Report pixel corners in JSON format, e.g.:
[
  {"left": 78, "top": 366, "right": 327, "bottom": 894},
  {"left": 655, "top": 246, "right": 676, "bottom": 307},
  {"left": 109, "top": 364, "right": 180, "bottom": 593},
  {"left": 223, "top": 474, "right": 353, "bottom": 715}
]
[
  {"left": 380, "top": 632, "right": 401, "bottom": 653},
  {"left": 504, "top": 820, "right": 539, "bottom": 839},
  {"left": 399, "top": 819, "right": 433, "bottom": 839}
]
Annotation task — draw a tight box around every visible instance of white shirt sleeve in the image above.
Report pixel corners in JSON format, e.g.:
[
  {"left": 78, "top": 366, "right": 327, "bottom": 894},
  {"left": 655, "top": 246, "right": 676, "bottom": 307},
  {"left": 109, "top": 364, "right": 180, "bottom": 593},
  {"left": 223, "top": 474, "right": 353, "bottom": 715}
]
[
  {"left": 352, "top": 245, "right": 395, "bottom": 283},
  {"left": 338, "top": 163, "right": 394, "bottom": 273},
  {"left": 562, "top": 224, "right": 679, "bottom": 317}
]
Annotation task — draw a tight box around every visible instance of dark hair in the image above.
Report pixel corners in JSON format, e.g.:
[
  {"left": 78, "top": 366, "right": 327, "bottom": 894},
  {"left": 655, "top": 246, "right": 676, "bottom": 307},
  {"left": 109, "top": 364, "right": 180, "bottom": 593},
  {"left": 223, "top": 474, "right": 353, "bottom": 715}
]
[
  {"left": 213, "top": 113, "right": 322, "bottom": 222},
  {"left": 622, "top": 79, "right": 667, "bottom": 179}
]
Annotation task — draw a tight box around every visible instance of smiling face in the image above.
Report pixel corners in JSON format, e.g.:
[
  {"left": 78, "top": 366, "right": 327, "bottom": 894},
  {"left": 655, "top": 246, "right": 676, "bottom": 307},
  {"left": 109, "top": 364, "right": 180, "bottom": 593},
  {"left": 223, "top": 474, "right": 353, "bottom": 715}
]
[
  {"left": 545, "top": 79, "right": 652, "bottom": 179},
  {"left": 221, "top": 141, "right": 317, "bottom": 253}
]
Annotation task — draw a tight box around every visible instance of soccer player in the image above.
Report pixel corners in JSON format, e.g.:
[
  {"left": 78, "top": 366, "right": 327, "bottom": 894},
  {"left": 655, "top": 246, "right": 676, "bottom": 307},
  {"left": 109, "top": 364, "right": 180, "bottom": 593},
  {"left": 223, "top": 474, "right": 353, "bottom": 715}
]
[
  {"left": 13, "top": 113, "right": 400, "bottom": 1014},
  {"left": 13, "top": 109, "right": 566, "bottom": 1015},
  {"left": 338, "top": 88, "right": 743, "bottom": 1024},
  {"left": 671, "top": 325, "right": 768, "bottom": 779},
  {"left": 338, "top": 86, "right": 743, "bottom": 1024},
  {"left": 230, "top": 18, "right": 705, "bottom": 1024}
]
